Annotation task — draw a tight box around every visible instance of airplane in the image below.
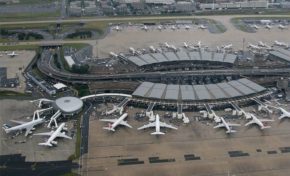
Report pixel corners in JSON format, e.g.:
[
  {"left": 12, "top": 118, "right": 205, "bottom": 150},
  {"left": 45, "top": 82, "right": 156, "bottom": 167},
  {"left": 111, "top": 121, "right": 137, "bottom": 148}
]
[
  {"left": 129, "top": 47, "right": 136, "bottom": 54},
  {"left": 164, "top": 42, "right": 178, "bottom": 52},
  {"left": 198, "top": 25, "right": 207, "bottom": 30},
  {"left": 265, "top": 24, "right": 272, "bottom": 30},
  {"left": 245, "top": 113, "right": 274, "bottom": 129},
  {"left": 183, "top": 42, "right": 189, "bottom": 48},
  {"left": 34, "top": 123, "right": 72, "bottom": 147},
  {"left": 251, "top": 24, "right": 259, "bottom": 30},
  {"left": 141, "top": 25, "right": 149, "bottom": 31},
  {"left": 185, "top": 25, "right": 191, "bottom": 30},
  {"left": 2, "top": 118, "right": 45, "bottom": 136},
  {"left": 278, "top": 24, "right": 287, "bottom": 30},
  {"left": 221, "top": 44, "right": 233, "bottom": 50},
  {"left": 248, "top": 43, "right": 261, "bottom": 50},
  {"left": 112, "top": 25, "right": 121, "bottom": 31},
  {"left": 214, "top": 117, "right": 241, "bottom": 134},
  {"left": 137, "top": 114, "right": 177, "bottom": 135},
  {"left": 7, "top": 51, "right": 19, "bottom": 57},
  {"left": 277, "top": 107, "right": 290, "bottom": 120},
  {"left": 274, "top": 40, "right": 289, "bottom": 48},
  {"left": 157, "top": 25, "right": 163, "bottom": 31},
  {"left": 171, "top": 25, "right": 176, "bottom": 30},
  {"left": 149, "top": 46, "right": 156, "bottom": 53},
  {"left": 100, "top": 113, "right": 132, "bottom": 132},
  {"left": 109, "top": 52, "right": 118, "bottom": 57},
  {"left": 195, "top": 41, "right": 202, "bottom": 48},
  {"left": 258, "top": 41, "right": 272, "bottom": 50}
]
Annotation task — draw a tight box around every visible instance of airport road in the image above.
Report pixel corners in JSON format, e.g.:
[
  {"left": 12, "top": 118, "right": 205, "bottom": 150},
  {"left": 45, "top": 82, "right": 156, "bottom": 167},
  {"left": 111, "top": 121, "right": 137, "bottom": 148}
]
[{"left": 83, "top": 107, "right": 290, "bottom": 176}]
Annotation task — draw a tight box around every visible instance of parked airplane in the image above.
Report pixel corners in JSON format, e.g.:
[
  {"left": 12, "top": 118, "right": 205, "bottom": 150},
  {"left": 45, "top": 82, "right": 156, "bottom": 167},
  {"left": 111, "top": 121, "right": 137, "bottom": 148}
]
[
  {"left": 183, "top": 42, "right": 189, "bottom": 48},
  {"left": 278, "top": 24, "right": 287, "bottom": 30},
  {"left": 100, "top": 113, "right": 132, "bottom": 132},
  {"left": 195, "top": 41, "right": 202, "bottom": 48},
  {"left": 137, "top": 114, "right": 177, "bottom": 135},
  {"left": 265, "top": 24, "right": 272, "bottom": 30},
  {"left": 198, "top": 25, "right": 207, "bottom": 30},
  {"left": 221, "top": 44, "right": 233, "bottom": 50},
  {"left": 157, "top": 25, "right": 163, "bottom": 31},
  {"left": 171, "top": 25, "right": 176, "bottom": 30},
  {"left": 164, "top": 42, "right": 178, "bottom": 52},
  {"left": 185, "top": 25, "right": 191, "bottom": 30},
  {"left": 149, "top": 46, "right": 156, "bottom": 52},
  {"left": 251, "top": 24, "right": 260, "bottom": 30},
  {"left": 112, "top": 25, "right": 122, "bottom": 31},
  {"left": 274, "top": 40, "right": 289, "bottom": 48},
  {"left": 2, "top": 118, "right": 45, "bottom": 136},
  {"left": 214, "top": 117, "right": 240, "bottom": 133},
  {"left": 248, "top": 43, "right": 261, "bottom": 50},
  {"left": 7, "top": 51, "right": 19, "bottom": 57},
  {"left": 276, "top": 107, "right": 290, "bottom": 120},
  {"left": 141, "top": 25, "right": 149, "bottom": 31},
  {"left": 245, "top": 113, "right": 274, "bottom": 129},
  {"left": 34, "top": 123, "right": 71, "bottom": 147}
]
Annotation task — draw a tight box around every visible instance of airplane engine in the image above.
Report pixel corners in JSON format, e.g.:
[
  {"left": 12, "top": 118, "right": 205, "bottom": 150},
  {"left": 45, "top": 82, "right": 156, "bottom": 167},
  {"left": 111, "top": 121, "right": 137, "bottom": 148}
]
[
  {"left": 29, "top": 131, "right": 33, "bottom": 134},
  {"left": 62, "top": 127, "right": 68, "bottom": 131},
  {"left": 51, "top": 141, "right": 58, "bottom": 145},
  {"left": 31, "top": 128, "right": 36, "bottom": 131}
]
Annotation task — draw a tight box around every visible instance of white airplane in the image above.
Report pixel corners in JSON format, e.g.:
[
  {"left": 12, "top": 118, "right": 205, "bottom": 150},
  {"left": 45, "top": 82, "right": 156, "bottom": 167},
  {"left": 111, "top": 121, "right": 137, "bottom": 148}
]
[
  {"left": 157, "top": 25, "right": 163, "bottom": 31},
  {"left": 129, "top": 47, "right": 136, "bottom": 54},
  {"left": 100, "top": 113, "right": 132, "bottom": 132},
  {"left": 278, "top": 24, "right": 287, "bottom": 30},
  {"left": 265, "top": 24, "right": 272, "bottom": 30},
  {"left": 221, "top": 44, "right": 233, "bottom": 50},
  {"left": 183, "top": 42, "right": 189, "bottom": 48},
  {"left": 251, "top": 24, "right": 260, "bottom": 30},
  {"left": 277, "top": 107, "right": 290, "bottom": 120},
  {"left": 112, "top": 25, "right": 121, "bottom": 31},
  {"left": 248, "top": 43, "right": 261, "bottom": 50},
  {"left": 109, "top": 52, "right": 118, "bottom": 57},
  {"left": 245, "top": 113, "right": 274, "bottom": 129},
  {"left": 2, "top": 118, "right": 45, "bottom": 136},
  {"left": 198, "top": 25, "right": 207, "bottom": 30},
  {"left": 137, "top": 114, "right": 177, "bottom": 135},
  {"left": 149, "top": 46, "right": 156, "bottom": 52},
  {"left": 141, "top": 25, "right": 149, "bottom": 31},
  {"left": 7, "top": 51, "right": 19, "bottom": 57},
  {"left": 274, "top": 40, "right": 289, "bottom": 48},
  {"left": 214, "top": 117, "right": 240, "bottom": 134},
  {"left": 171, "top": 25, "right": 176, "bottom": 30},
  {"left": 185, "top": 25, "right": 191, "bottom": 30},
  {"left": 34, "top": 123, "right": 72, "bottom": 147},
  {"left": 164, "top": 42, "right": 178, "bottom": 52},
  {"left": 195, "top": 41, "right": 202, "bottom": 48}
]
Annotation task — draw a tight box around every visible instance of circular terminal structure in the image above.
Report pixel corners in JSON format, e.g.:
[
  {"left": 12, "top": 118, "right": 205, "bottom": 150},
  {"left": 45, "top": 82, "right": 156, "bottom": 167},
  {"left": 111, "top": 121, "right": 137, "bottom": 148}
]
[{"left": 54, "top": 96, "right": 83, "bottom": 115}]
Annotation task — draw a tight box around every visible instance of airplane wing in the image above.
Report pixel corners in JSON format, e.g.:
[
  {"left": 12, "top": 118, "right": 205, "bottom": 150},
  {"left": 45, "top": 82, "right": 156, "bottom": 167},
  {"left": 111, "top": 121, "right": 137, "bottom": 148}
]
[
  {"left": 57, "top": 133, "right": 72, "bottom": 139},
  {"left": 227, "top": 123, "right": 241, "bottom": 127},
  {"left": 138, "top": 122, "right": 156, "bottom": 130},
  {"left": 260, "top": 119, "right": 274, "bottom": 122},
  {"left": 33, "top": 131, "right": 54, "bottom": 136},
  {"left": 100, "top": 119, "right": 118, "bottom": 123},
  {"left": 10, "top": 120, "right": 26, "bottom": 124},
  {"left": 25, "top": 125, "right": 35, "bottom": 136},
  {"left": 213, "top": 123, "right": 225, "bottom": 129},
  {"left": 245, "top": 120, "right": 255, "bottom": 126},
  {"left": 119, "top": 121, "right": 132, "bottom": 128},
  {"left": 159, "top": 122, "right": 177, "bottom": 130}
]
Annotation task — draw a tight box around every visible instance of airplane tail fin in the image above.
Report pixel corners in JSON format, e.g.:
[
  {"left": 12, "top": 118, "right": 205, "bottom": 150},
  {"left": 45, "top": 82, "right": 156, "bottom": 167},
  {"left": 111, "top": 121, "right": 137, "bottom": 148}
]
[
  {"left": 38, "top": 142, "right": 52, "bottom": 147},
  {"left": 151, "top": 131, "right": 165, "bottom": 135},
  {"left": 103, "top": 127, "right": 115, "bottom": 132},
  {"left": 261, "top": 126, "right": 271, "bottom": 129}
]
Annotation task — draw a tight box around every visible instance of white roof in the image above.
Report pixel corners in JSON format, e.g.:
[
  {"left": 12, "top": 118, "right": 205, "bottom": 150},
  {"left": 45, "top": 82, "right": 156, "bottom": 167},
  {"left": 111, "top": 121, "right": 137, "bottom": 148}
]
[
  {"left": 53, "top": 83, "right": 67, "bottom": 90},
  {"left": 64, "top": 56, "right": 75, "bottom": 68}
]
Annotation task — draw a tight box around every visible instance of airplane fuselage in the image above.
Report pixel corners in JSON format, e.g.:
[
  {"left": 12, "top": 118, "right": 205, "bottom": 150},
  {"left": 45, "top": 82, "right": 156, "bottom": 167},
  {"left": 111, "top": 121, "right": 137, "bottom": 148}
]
[{"left": 4, "top": 118, "right": 44, "bottom": 134}]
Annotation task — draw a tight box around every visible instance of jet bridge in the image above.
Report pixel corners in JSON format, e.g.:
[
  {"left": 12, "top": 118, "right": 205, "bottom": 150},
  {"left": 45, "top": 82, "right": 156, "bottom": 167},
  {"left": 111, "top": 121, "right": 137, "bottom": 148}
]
[
  {"left": 230, "top": 102, "right": 251, "bottom": 119},
  {"left": 177, "top": 104, "right": 183, "bottom": 119},
  {"left": 204, "top": 104, "right": 214, "bottom": 119},
  {"left": 252, "top": 98, "right": 273, "bottom": 113},
  {"left": 146, "top": 102, "right": 155, "bottom": 117},
  {"left": 106, "top": 97, "right": 131, "bottom": 115}
]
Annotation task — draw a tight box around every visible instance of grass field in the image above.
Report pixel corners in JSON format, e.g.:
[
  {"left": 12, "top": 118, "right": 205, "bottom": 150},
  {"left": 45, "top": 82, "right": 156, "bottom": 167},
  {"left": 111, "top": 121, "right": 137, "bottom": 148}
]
[
  {"left": 0, "top": 11, "right": 60, "bottom": 21},
  {"left": 0, "top": 44, "right": 39, "bottom": 51}
]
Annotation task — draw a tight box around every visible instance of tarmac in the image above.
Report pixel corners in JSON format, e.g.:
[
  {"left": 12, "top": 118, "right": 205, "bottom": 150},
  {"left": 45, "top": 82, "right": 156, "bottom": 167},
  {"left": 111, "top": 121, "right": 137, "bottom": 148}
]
[{"left": 82, "top": 103, "right": 290, "bottom": 176}]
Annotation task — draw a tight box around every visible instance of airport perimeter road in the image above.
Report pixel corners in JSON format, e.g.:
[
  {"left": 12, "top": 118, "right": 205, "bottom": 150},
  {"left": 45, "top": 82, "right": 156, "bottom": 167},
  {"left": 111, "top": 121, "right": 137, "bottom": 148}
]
[{"left": 1, "top": 14, "right": 290, "bottom": 25}]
